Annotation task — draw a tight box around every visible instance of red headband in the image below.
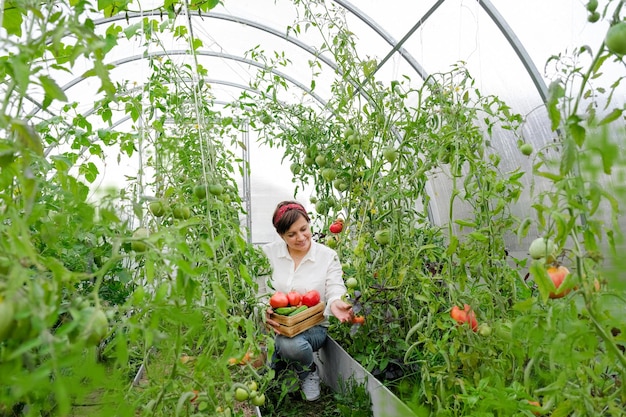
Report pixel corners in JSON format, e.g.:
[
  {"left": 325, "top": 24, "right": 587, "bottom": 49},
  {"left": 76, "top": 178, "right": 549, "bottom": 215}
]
[{"left": 273, "top": 203, "right": 305, "bottom": 226}]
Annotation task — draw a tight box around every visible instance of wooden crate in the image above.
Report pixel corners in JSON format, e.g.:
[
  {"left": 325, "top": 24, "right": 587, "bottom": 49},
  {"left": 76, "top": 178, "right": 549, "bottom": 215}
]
[{"left": 270, "top": 302, "right": 325, "bottom": 337}]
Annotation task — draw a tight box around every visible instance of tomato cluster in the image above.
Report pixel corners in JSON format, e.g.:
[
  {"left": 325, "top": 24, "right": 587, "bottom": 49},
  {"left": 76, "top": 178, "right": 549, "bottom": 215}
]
[
  {"left": 233, "top": 381, "right": 266, "bottom": 406},
  {"left": 269, "top": 289, "right": 321, "bottom": 309}
]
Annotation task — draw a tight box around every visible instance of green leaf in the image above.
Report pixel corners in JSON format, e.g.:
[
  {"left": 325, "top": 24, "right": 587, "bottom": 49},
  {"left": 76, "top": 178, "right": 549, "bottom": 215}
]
[
  {"left": 517, "top": 217, "right": 532, "bottom": 239},
  {"left": 445, "top": 235, "right": 458, "bottom": 256},
  {"left": 546, "top": 80, "right": 565, "bottom": 131},
  {"left": 12, "top": 119, "right": 43, "bottom": 155},
  {"left": 566, "top": 118, "right": 586, "bottom": 147},
  {"left": 587, "top": 181, "right": 602, "bottom": 216},
  {"left": 598, "top": 108, "right": 622, "bottom": 126},
  {"left": 529, "top": 260, "right": 555, "bottom": 302},
  {"left": 79, "top": 162, "right": 99, "bottom": 183},
  {"left": 123, "top": 22, "right": 142, "bottom": 39},
  {"left": 468, "top": 231, "right": 488, "bottom": 242},
  {"left": 588, "top": 126, "right": 618, "bottom": 174},
  {"left": 551, "top": 400, "right": 575, "bottom": 417},
  {"left": 40, "top": 75, "right": 68, "bottom": 105},
  {"left": 512, "top": 297, "right": 535, "bottom": 312},
  {"left": 3, "top": 7, "right": 23, "bottom": 36},
  {"left": 454, "top": 219, "right": 477, "bottom": 228},
  {"left": 583, "top": 228, "right": 598, "bottom": 252},
  {"left": 9, "top": 55, "right": 29, "bottom": 94},
  {"left": 559, "top": 135, "right": 576, "bottom": 176},
  {"left": 534, "top": 170, "right": 563, "bottom": 181}
]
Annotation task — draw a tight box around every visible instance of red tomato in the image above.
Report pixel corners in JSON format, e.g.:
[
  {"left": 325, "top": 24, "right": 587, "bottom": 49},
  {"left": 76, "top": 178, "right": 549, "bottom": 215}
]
[
  {"left": 329, "top": 221, "right": 343, "bottom": 234},
  {"left": 287, "top": 290, "right": 302, "bottom": 306},
  {"left": 301, "top": 290, "right": 321, "bottom": 307},
  {"left": 269, "top": 292, "right": 289, "bottom": 309},
  {"left": 547, "top": 265, "right": 571, "bottom": 299},
  {"left": 352, "top": 315, "right": 365, "bottom": 324},
  {"left": 463, "top": 304, "right": 479, "bottom": 332},
  {"left": 450, "top": 305, "right": 467, "bottom": 324},
  {"left": 450, "top": 304, "right": 478, "bottom": 331}
]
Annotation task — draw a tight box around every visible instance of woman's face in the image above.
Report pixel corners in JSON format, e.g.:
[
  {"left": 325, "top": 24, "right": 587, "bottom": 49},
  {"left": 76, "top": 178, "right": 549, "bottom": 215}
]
[{"left": 281, "top": 215, "right": 312, "bottom": 253}]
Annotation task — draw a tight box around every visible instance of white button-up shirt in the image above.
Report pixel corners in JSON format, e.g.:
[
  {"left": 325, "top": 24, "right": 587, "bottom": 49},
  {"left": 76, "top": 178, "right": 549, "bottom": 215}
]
[{"left": 259, "top": 239, "right": 347, "bottom": 326}]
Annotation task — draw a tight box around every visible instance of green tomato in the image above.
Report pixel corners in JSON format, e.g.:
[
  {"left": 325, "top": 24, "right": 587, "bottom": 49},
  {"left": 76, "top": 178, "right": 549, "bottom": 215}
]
[
  {"left": 234, "top": 387, "right": 249, "bottom": 402},
  {"left": 333, "top": 179, "right": 348, "bottom": 191},
  {"left": 519, "top": 143, "right": 533, "bottom": 156},
  {"left": 82, "top": 307, "right": 109, "bottom": 345},
  {"left": 374, "top": 229, "right": 390, "bottom": 245},
  {"left": 321, "top": 168, "right": 336, "bottom": 181},
  {"left": 131, "top": 228, "right": 149, "bottom": 252},
  {"left": 478, "top": 323, "right": 492, "bottom": 336},
  {"left": 588, "top": 11, "right": 600, "bottom": 23},
  {"left": 290, "top": 163, "right": 302, "bottom": 175},
  {"left": 315, "top": 200, "right": 329, "bottom": 215},
  {"left": 251, "top": 393, "right": 266, "bottom": 406},
  {"left": 173, "top": 205, "right": 191, "bottom": 219},
  {"left": 605, "top": 22, "right": 626, "bottom": 56},
  {"left": 382, "top": 146, "right": 398, "bottom": 163},
  {"left": 193, "top": 185, "right": 207, "bottom": 199},
  {"left": 208, "top": 183, "right": 224, "bottom": 196},
  {"left": 149, "top": 201, "right": 166, "bottom": 217},
  {"left": 315, "top": 155, "right": 327, "bottom": 167},
  {"left": 247, "top": 381, "right": 258, "bottom": 392},
  {"left": 345, "top": 277, "right": 358, "bottom": 289},
  {"left": 528, "top": 237, "right": 557, "bottom": 260},
  {"left": 586, "top": 0, "right": 598, "bottom": 11}
]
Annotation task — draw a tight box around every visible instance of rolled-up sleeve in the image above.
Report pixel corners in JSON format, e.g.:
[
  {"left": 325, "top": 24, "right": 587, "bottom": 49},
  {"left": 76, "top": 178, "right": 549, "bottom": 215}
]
[{"left": 323, "top": 252, "right": 347, "bottom": 317}]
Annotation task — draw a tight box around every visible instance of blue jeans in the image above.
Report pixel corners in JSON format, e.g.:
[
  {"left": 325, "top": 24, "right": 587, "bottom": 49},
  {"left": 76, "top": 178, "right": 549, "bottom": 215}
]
[{"left": 271, "top": 325, "right": 327, "bottom": 379}]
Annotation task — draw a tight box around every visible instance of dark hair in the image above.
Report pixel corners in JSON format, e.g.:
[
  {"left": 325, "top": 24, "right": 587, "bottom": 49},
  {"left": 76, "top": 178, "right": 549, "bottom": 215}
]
[{"left": 272, "top": 201, "right": 310, "bottom": 235}]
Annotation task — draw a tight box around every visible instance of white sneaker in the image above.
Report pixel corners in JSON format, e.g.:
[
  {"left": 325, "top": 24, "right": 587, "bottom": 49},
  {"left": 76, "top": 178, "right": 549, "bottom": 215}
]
[{"left": 301, "top": 368, "right": 321, "bottom": 401}]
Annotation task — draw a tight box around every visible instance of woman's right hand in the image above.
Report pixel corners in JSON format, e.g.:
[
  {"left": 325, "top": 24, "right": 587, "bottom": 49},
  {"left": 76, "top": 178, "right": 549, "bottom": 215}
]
[{"left": 265, "top": 307, "right": 282, "bottom": 335}]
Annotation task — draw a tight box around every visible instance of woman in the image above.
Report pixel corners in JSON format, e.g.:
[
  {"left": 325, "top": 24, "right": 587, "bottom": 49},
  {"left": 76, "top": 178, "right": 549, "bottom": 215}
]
[{"left": 259, "top": 201, "right": 353, "bottom": 401}]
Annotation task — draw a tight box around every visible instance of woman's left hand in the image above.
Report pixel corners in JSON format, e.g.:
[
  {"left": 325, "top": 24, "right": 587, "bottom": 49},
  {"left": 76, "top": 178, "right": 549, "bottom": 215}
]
[{"left": 330, "top": 299, "right": 354, "bottom": 323}]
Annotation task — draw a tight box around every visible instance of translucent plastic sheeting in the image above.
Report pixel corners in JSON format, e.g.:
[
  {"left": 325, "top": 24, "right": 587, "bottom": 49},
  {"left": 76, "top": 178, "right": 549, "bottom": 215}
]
[{"left": 17, "top": 0, "right": 625, "bottom": 245}]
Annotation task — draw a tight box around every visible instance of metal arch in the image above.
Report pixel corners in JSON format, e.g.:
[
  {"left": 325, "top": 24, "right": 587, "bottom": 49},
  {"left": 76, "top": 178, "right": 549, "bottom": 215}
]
[
  {"left": 90, "top": 2, "right": 545, "bottom": 106},
  {"left": 90, "top": 11, "right": 376, "bottom": 106},
  {"left": 94, "top": 11, "right": 341, "bottom": 72},
  {"left": 58, "top": 49, "right": 327, "bottom": 107},
  {"left": 335, "top": 0, "right": 548, "bottom": 103},
  {"left": 478, "top": 0, "right": 548, "bottom": 102},
  {"left": 41, "top": 76, "right": 314, "bottom": 156},
  {"left": 74, "top": 78, "right": 313, "bottom": 126},
  {"left": 101, "top": 99, "right": 232, "bottom": 131},
  {"left": 331, "top": 0, "right": 433, "bottom": 81}
]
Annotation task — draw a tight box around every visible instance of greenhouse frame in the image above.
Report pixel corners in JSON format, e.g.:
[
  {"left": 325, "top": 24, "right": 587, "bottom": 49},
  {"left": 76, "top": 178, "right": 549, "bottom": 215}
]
[{"left": 1, "top": 0, "right": 625, "bottom": 416}]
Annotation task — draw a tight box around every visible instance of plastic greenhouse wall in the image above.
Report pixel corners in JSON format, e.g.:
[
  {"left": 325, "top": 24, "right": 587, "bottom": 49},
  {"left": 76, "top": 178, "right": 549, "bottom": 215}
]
[{"left": 1, "top": 0, "right": 626, "bottom": 416}]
